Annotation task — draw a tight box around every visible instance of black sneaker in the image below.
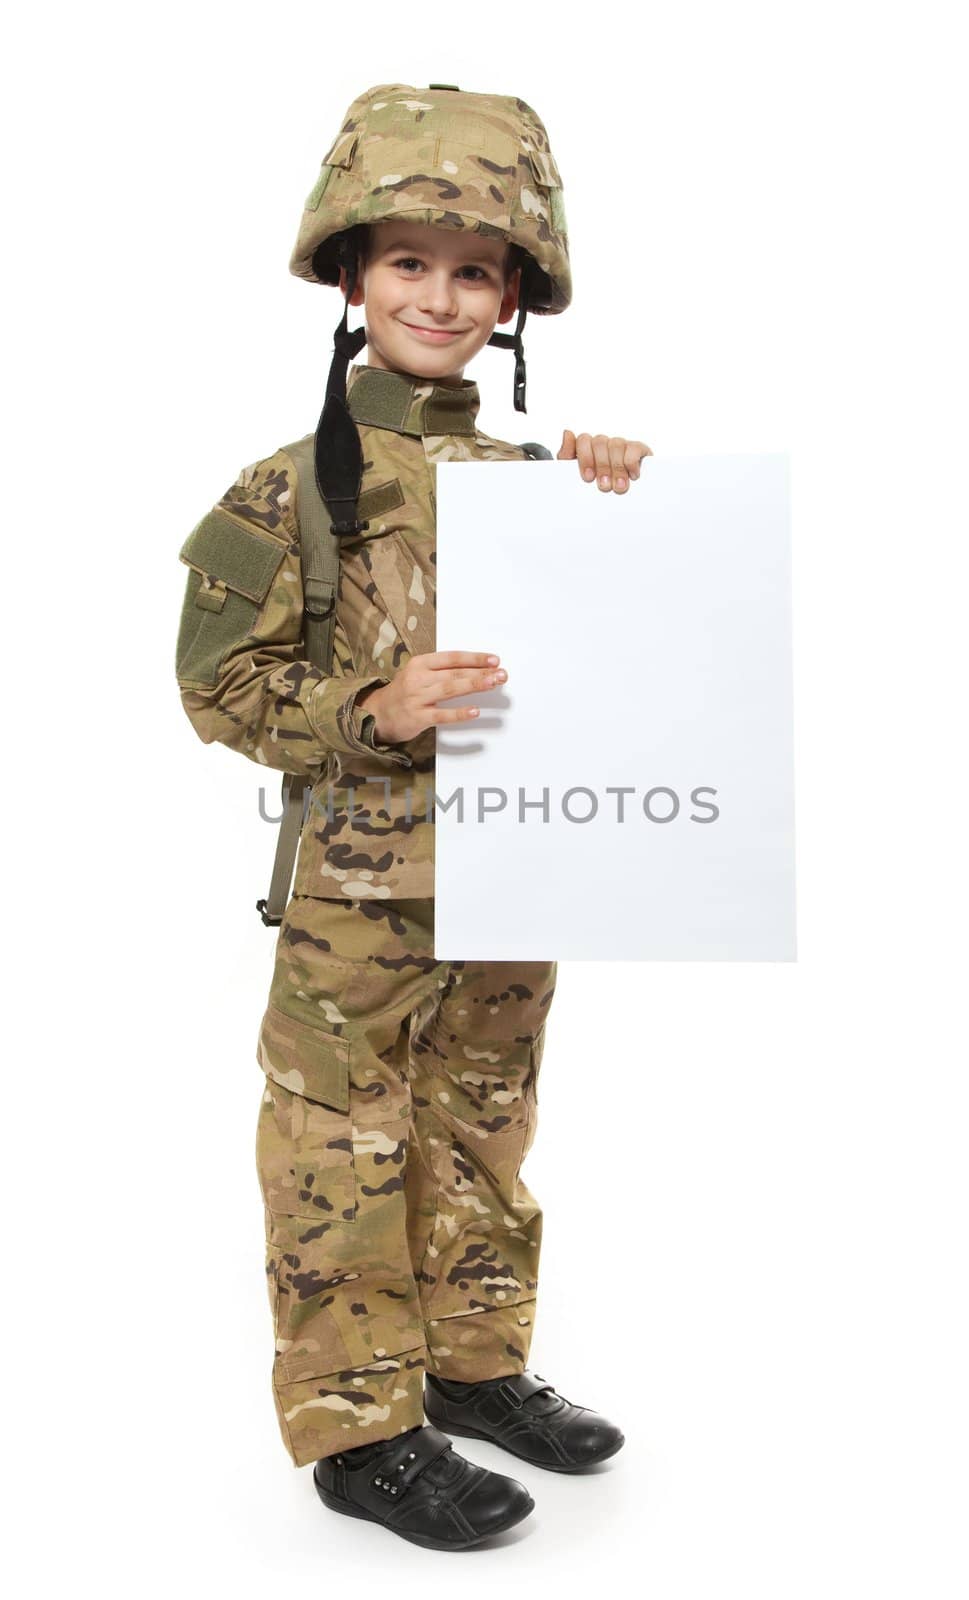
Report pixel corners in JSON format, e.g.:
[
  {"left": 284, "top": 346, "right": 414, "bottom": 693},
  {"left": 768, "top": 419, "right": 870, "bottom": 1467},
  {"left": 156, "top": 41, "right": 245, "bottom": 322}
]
[
  {"left": 425, "top": 1371, "right": 626, "bottom": 1472},
  {"left": 313, "top": 1423, "right": 535, "bottom": 1550}
]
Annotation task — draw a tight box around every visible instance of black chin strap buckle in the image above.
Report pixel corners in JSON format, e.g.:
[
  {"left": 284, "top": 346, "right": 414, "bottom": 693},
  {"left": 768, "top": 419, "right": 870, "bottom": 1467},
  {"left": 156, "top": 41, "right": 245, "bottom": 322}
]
[
  {"left": 487, "top": 286, "right": 530, "bottom": 411},
  {"left": 255, "top": 898, "right": 282, "bottom": 927},
  {"left": 330, "top": 517, "right": 370, "bottom": 538},
  {"left": 333, "top": 323, "right": 367, "bottom": 365},
  {"left": 512, "top": 344, "right": 527, "bottom": 413}
]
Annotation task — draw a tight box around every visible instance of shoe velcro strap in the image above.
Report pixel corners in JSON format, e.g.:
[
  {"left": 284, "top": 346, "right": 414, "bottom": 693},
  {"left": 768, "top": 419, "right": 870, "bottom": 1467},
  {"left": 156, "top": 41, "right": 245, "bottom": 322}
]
[
  {"left": 476, "top": 1371, "right": 556, "bottom": 1423},
  {"left": 499, "top": 1371, "right": 556, "bottom": 1406},
  {"left": 371, "top": 1426, "right": 453, "bottom": 1495}
]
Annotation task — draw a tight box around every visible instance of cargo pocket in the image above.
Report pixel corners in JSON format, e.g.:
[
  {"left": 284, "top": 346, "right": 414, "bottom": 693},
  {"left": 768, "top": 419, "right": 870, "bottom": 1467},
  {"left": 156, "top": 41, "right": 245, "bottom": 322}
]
[
  {"left": 255, "top": 1004, "right": 356, "bottom": 1224},
  {"left": 175, "top": 507, "right": 288, "bottom": 689}
]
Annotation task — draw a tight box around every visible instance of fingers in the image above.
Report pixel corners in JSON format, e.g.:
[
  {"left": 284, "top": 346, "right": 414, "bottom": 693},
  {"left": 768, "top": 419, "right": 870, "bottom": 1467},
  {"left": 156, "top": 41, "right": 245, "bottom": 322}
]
[
  {"left": 428, "top": 661, "right": 509, "bottom": 724},
  {"left": 626, "top": 440, "right": 653, "bottom": 481},
  {"left": 384, "top": 654, "right": 508, "bottom": 741},
  {"left": 609, "top": 437, "right": 629, "bottom": 489},
  {"left": 573, "top": 432, "right": 598, "bottom": 483},
  {"left": 431, "top": 705, "right": 481, "bottom": 724},
  {"left": 557, "top": 428, "right": 577, "bottom": 460},
  {"left": 592, "top": 435, "right": 614, "bottom": 488},
  {"left": 574, "top": 434, "right": 623, "bottom": 491},
  {"left": 449, "top": 665, "right": 507, "bottom": 701},
  {"left": 613, "top": 439, "right": 652, "bottom": 490},
  {"left": 408, "top": 653, "right": 508, "bottom": 706},
  {"left": 437, "top": 666, "right": 507, "bottom": 700},
  {"left": 573, "top": 434, "right": 654, "bottom": 491},
  {"left": 424, "top": 651, "right": 501, "bottom": 668}
]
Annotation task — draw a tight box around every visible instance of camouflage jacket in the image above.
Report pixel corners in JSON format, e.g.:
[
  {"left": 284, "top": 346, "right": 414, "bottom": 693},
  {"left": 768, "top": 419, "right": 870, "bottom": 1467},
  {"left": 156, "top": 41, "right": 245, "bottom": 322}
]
[{"left": 175, "top": 362, "right": 534, "bottom": 900}]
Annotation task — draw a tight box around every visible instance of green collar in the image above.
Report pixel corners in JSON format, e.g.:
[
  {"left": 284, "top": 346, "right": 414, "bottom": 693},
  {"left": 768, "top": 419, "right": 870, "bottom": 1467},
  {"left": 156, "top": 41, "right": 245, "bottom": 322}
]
[{"left": 345, "top": 363, "right": 480, "bottom": 437}]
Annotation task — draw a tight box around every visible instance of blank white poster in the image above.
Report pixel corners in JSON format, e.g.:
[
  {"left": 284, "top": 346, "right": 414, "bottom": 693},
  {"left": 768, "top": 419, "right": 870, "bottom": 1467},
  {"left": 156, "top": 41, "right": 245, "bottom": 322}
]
[{"left": 433, "top": 456, "right": 795, "bottom": 961}]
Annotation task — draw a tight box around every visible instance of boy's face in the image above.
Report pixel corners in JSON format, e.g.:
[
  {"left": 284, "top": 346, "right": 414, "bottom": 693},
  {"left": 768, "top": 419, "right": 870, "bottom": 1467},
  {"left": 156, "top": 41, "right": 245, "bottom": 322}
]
[{"left": 339, "top": 220, "right": 521, "bottom": 386}]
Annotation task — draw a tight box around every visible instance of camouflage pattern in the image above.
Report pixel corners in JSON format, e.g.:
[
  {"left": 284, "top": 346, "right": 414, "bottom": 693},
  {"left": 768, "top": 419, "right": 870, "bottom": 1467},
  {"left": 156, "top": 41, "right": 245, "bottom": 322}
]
[
  {"left": 257, "top": 895, "right": 555, "bottom": 1467},
  {"left": 289, "top": 83, "right": 571, "bottom": 316},
  {"left": 177, "top": 363, "right": 533, "bottom": 901}
]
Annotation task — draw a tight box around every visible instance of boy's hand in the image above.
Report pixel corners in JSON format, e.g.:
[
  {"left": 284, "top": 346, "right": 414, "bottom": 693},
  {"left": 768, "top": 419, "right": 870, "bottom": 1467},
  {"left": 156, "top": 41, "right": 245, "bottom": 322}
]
[
  {"left": 557, "top": 429, "right": 653, "bottom": 493},
  {"left": 358, "top": 652, "right": 507, "bottom": 744}
]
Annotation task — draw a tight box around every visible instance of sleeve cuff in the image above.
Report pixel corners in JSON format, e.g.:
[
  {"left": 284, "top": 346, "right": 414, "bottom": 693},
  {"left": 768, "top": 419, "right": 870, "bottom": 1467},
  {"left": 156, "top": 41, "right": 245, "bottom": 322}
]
[{"left": 306, "top": 675, "right": 414, "bottom": 768}]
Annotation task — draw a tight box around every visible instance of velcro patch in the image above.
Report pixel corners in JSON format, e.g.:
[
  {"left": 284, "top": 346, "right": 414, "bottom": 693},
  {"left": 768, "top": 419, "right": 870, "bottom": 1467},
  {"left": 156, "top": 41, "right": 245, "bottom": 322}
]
[
  {"left": 179, "top": 509, "right": 287, "bottom": 602},
  {"left": 357, "top": 478, "right": 406, "bottom": 522}
]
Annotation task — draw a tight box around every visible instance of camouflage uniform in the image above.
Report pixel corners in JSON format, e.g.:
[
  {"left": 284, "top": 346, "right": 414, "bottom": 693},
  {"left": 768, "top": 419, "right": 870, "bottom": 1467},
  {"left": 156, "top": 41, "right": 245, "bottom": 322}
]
[{"left": 176, "top": 362, "right": 557, "bottom": 1467}]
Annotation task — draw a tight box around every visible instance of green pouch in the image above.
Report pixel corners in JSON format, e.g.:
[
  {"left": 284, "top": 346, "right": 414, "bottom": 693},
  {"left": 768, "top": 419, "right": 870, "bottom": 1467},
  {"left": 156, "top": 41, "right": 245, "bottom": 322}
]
[{"left": 175, "top": 508, "right": 287, "bottom": 688}]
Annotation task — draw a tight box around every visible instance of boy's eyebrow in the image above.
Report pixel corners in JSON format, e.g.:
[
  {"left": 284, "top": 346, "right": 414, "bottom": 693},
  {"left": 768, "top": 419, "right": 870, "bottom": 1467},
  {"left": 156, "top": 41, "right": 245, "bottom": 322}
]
[{"left": 378, "top": 237, "right": 503, "bottom": 266}]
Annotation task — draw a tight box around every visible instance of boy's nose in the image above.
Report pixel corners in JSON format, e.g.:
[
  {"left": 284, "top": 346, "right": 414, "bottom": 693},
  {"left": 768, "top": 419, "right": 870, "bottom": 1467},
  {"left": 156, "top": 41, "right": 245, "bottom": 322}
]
[{"left": 418, "top": 271, "right": 458, "bottom": 315}]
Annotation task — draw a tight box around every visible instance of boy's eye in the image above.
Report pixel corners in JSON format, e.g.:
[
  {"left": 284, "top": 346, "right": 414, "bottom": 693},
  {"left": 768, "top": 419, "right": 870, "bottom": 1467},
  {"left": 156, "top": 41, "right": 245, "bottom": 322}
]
[{"left": 392, "top": 257, "right": 489, "bottom": 281}]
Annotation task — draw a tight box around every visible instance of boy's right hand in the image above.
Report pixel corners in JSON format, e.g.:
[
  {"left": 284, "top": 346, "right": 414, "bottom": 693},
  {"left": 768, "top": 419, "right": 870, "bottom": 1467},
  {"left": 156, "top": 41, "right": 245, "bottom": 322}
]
[{"left": 357, "top": 652, "right": 507, "bottom": 744}]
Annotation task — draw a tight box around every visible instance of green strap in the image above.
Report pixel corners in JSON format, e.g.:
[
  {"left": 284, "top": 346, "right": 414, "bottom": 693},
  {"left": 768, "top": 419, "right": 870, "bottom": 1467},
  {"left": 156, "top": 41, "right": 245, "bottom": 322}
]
[
  {"left": 258, "top": 435, "right": 340, "bottom": 926},
  {"left": 287, "top": 434, "right": 341, "bottom": 675},
  {"left": 257, "top": 776, "right": 308, "bottom": 926}
]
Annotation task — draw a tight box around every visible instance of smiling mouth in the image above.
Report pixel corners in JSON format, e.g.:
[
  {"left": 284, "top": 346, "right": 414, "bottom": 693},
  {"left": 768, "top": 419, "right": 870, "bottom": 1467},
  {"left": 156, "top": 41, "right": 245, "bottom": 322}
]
[{"left": 401, "top": 324, "right": 466, "bottom": 341}]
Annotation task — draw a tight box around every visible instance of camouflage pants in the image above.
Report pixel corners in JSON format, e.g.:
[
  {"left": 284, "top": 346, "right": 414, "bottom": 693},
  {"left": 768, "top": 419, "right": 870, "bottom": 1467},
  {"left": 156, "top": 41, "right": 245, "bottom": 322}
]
[{"left": 255, "top": 895, "right": 556, "bottom": 1468}]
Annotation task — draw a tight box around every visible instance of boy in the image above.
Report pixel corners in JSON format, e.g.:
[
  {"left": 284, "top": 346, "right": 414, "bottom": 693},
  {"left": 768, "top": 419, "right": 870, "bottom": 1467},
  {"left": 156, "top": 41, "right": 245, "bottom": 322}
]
[{"left": 175, "top": 83, "right": 651, "bottom": 1551}]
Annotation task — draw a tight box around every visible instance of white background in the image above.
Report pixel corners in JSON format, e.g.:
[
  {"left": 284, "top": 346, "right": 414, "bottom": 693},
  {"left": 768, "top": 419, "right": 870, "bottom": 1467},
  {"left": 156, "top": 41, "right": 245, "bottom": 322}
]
[{"left": 5, "top": 3, "right": 967, "bottom": 1596}]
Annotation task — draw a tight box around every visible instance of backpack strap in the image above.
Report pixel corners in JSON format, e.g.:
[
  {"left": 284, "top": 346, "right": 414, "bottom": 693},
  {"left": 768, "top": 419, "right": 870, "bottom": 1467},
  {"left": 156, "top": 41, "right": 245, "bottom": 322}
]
[
  {"left": 256, "top": 435, "right": 343, "bottom": 927},
  {"left": 287, "top": 434, "right": 342, "bottom": 674},
  {"left": 256, "top": 777, "right": 309, "bottom": 928}
]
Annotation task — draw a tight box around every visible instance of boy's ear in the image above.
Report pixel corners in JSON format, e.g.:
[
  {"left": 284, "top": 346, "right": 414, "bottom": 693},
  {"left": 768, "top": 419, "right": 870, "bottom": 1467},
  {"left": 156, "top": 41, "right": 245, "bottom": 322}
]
[
  {"left": 496, "top": 264, "right": 522, "bottom": 326},
  {"left": 337, "top": 264, "right": 366, "bottom": 308}
]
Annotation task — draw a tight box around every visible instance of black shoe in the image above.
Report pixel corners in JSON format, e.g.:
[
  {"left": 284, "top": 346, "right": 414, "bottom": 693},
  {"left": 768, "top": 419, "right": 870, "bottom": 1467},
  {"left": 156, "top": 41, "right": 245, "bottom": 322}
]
[
  {"left": 313, "top": 1423, "right": 535, "bottom": 1550},
  {"left": 424, "top": 1371, "right": 625, "bottom": 1473}
]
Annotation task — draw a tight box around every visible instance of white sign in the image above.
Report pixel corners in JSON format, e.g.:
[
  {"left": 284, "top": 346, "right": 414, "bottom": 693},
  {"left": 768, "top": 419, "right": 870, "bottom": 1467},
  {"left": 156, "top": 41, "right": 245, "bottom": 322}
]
[{"left": 433, "top": 456, "right": 795, "bottom": 961}]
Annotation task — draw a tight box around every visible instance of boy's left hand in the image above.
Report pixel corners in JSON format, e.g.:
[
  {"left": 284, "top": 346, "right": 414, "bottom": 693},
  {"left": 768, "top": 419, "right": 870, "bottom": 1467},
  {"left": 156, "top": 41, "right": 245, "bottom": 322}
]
[{"left": 558, "top": 429, "right": 653, "bottom": 493}]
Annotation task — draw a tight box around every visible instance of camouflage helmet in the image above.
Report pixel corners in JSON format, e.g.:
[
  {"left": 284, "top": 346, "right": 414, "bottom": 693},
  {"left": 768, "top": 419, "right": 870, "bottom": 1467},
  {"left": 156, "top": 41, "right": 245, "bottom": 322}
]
[{"left": 289, "top": 82, "right": 571, "bottom": 318}]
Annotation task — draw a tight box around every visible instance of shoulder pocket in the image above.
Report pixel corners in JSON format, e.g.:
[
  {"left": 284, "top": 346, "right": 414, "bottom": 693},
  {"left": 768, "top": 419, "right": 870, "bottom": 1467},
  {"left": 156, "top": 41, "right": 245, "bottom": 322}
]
[{"left": 176, "top": 508, "right": 288, "bottom": 688}]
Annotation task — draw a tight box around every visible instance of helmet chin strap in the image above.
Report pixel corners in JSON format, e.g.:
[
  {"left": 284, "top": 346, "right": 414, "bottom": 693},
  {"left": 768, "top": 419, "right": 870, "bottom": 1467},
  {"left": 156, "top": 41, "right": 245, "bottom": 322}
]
[
  {"left": 326, "top": 250, "right": 368, "bottom": 405},
  {"left": 487, "top": 259, "right": 532, "bottom": 412},
  {"left": 314, "top": 247, "right": 368, "bottom": 539}
]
